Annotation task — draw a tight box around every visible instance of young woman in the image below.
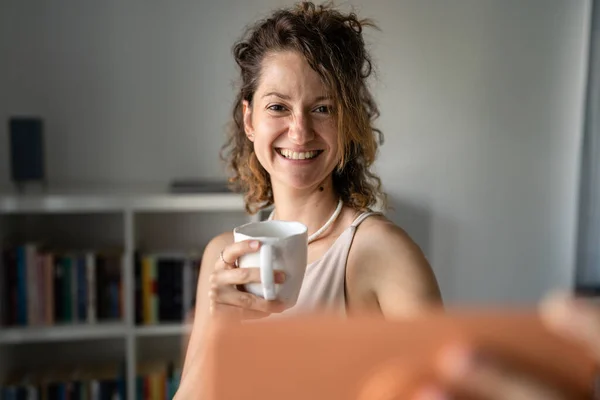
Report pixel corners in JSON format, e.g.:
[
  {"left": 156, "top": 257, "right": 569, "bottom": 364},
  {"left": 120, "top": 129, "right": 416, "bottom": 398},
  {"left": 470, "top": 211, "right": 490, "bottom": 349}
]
[
  {"left": 177, "top": 2, "right": 442, "bottom": 395},
  {"left": 177, "top": 2, "right": 600, "bottom": 399}
]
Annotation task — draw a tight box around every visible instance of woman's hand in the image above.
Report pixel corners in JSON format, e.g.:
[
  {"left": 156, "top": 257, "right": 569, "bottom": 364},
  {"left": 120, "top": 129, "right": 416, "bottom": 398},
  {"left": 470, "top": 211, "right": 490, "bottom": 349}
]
[
  {"left": 209, "top": 239, "right": 286, "bottom": 320},
  {"left": 413, "top": 293, "right": 600, "bottom": 400}
]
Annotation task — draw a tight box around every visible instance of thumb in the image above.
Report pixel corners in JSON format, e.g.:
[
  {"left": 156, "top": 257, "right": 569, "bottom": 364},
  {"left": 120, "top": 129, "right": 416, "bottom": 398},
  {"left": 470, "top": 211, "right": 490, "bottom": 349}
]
[{"left": 540, "top": 292, "right": 600, "bottom": 361}]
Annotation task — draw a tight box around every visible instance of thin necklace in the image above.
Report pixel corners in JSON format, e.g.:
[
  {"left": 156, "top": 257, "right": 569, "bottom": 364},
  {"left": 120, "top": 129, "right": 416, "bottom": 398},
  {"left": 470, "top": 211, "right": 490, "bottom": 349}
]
[{"left": 268, "top": 198, "right": 344, "bottom": 244}]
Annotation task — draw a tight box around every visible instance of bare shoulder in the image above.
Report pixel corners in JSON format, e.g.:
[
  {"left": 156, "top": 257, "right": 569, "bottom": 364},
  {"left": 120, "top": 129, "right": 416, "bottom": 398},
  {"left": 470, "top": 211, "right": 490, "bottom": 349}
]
[
  {"left": 347, "top": 214, "right": 443, "bottom": 317},
  {"left": 201, "top": 231, "right": 235, "bottom": 272},
  {"left": 205, "top": 231, "right": 235, "bottom": 255},
  {"left": 352, "top": 215, "right": 423, "bottom": 262}
]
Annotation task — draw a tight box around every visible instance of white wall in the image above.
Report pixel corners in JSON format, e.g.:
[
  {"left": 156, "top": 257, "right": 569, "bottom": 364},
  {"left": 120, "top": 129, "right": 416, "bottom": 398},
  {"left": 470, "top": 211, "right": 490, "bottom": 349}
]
[{"left": 0, "top": 0, "right": 592, "bottom": 304}]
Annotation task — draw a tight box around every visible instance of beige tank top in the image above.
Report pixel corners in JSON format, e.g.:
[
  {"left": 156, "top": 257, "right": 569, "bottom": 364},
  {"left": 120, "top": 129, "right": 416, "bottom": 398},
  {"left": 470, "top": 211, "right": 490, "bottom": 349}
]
[{"left": 275, "top": 211, "right": 381, "bottom": 318}]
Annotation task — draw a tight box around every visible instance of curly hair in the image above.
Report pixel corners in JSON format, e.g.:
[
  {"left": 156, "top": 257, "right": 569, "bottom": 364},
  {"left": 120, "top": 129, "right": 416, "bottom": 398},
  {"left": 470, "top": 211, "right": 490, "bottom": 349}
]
[{"left": 221, "top": 1, "right": 385, "bottom": 214}]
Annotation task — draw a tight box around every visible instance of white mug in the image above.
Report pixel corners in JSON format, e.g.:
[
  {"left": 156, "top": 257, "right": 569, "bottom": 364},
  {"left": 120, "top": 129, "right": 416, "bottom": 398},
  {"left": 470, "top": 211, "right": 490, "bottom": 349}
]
[{"left": 233, "top": 220, "right": 308, "bottom": 307}]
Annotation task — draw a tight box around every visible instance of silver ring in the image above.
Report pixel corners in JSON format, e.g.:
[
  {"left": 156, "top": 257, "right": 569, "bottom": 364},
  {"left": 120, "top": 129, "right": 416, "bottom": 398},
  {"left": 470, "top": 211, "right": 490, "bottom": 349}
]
[{"left": 220, "top": 250, "right": 236, "bottom": 266}]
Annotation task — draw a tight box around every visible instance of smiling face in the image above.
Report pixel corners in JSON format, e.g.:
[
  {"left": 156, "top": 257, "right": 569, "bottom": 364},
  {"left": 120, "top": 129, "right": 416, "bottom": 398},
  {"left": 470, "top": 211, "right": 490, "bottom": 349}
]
[{"left": 243, "top": 51, "right": 339, "bottom": 192}]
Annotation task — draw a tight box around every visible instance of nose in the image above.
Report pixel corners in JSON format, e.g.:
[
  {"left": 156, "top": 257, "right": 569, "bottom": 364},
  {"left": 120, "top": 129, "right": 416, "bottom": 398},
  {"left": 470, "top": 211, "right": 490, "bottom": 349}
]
[{"left": 288, "top": 112, "right": 314, "bottom": 145}]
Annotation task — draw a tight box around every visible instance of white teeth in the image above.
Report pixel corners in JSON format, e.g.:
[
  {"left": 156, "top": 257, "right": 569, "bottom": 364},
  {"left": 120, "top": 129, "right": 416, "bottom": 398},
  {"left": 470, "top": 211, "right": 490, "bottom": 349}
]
[{"left": 278, "top": 149, "right": 320, "bottom": 160}]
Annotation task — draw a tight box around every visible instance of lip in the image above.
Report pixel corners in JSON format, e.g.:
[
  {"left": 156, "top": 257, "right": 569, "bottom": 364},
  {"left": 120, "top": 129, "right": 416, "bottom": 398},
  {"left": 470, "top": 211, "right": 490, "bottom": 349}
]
[
  {"left": 275, "top": 147, "right": 324, "bottom": 163},
  {"left": 275, "top": 147, "right": 324, "bottom": 152}
]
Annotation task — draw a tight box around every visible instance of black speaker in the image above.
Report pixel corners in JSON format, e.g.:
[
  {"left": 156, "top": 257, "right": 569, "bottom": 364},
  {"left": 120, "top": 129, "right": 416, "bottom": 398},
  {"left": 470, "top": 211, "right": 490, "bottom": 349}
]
[{"left": 9, "top": 117, "right": 46, "bottom": 189}]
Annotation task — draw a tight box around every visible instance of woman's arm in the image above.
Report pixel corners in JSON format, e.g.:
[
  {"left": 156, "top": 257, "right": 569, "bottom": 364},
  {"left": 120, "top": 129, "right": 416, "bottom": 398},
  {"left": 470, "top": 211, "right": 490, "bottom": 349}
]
[
  {"left": 418, "top": 293, "right": 600, "bottom": 399},
  {"left": 180, "top": 232, "right": 232, "bottom": 381},
  {"left": 347, "top": 218, "right": 443, "bottom": 318},
  {"left": 177, "top": 231, "right": 285, "bottom": 398}
]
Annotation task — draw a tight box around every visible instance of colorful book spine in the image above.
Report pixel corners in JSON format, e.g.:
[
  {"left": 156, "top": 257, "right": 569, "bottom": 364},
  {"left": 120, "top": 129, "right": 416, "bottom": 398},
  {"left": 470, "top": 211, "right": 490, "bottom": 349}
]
[
  {"left": 1, "top": 245, "right": 123, "bottom": 327},
  {"left": 135, "top": 253, "right": 200, "bottom": 325}
]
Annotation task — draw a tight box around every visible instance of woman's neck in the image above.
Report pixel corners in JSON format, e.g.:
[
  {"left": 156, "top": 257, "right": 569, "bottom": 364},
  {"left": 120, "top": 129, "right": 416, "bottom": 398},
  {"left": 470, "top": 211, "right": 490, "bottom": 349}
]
[{"left": 270, "top": 180, "right": 340, "bottom": 239}]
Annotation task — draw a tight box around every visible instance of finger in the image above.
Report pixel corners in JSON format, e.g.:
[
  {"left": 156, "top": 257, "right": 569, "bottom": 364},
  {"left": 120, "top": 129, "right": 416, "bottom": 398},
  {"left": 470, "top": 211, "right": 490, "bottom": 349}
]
[
  {"left": 410, "top": 385, "right": 449, "bottom": 400},
  {"left": 211, "top": 267, "right": 260, "bottom": 286},
  {"left": 212, "top": 285, "right": 286, "bottom": 313},
  {"left": 219, "top": 240, "right": 261, "bottom": 267},
  {"left": 540, "top": 292, "right": 600, "bottom": 361},
  {"left": 211, "top": 267, "right": 286, "bottom": 287},
  {"left": 242, "top": 308, "right": 272, "bottom": 319},
  {"left": 210, "top": 302, "right": 272, "bottom": 320},
  {"left": 209, "top": 301, "right": 242, "bottom": 318},
  {"left": 436, "top": 345, "right": 564, "bottom": 400}
]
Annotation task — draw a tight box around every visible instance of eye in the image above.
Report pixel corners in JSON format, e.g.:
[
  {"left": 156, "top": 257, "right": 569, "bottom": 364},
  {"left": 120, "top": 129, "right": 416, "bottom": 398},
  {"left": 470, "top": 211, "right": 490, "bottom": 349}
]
[
  {"left": 267, "top": 104, "right": 287, "bottom": 112},
  {"left": 313, "top": 105, "right": 332, "bottom": 114}
]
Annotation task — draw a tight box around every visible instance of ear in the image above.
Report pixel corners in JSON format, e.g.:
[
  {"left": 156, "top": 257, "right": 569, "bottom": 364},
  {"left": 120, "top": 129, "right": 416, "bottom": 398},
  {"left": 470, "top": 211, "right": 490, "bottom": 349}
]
[{"left": 242, "top": 100, "right": 254, "bottom": 141}]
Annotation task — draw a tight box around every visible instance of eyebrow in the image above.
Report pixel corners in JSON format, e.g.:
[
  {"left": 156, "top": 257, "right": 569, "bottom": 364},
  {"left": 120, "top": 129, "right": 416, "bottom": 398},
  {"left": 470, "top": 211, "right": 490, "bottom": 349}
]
[{"left": 262, "top": 92, "right": 332, "bottom": 102}]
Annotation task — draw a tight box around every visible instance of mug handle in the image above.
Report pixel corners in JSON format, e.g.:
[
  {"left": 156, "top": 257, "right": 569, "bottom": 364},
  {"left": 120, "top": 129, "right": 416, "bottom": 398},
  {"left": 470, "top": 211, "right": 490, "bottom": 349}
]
[{"left": 260, "top": 244, "right": 276, "bottom": 300}]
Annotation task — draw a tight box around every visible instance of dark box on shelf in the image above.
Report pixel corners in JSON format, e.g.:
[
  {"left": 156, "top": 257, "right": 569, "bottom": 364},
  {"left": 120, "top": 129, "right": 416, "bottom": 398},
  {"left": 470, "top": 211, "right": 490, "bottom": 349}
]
[{"left": 9, "top": 117, "right": 46, "bottom": 185}]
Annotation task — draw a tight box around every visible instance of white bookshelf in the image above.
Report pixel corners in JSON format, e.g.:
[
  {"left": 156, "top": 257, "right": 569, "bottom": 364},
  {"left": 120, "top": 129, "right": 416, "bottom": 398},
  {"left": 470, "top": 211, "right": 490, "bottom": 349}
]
[
  {"left": 0, "top": 186, "right": 247, "bottom": 214},
  {"left": 0, "top": 185, "right": 260, "bottom": 399},
  {"left": 0, "top": 322, "right": 128, "bottom": 345},
  {"left": 135, "top": 324, "right": 191, "bottom": 338}
]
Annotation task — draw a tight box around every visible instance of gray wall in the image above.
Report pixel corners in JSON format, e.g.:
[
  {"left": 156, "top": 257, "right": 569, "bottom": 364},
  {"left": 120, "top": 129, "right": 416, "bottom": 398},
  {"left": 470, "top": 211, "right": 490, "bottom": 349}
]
[{"left": 0, "top": 0, "right": 592, "bottom": 304}]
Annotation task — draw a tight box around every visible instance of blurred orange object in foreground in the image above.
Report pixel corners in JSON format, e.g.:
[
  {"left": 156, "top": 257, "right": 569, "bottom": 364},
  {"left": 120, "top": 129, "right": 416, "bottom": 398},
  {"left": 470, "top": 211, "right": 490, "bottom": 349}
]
[{"left": 202, "top": 310, "right": 597, "bottom": 399}]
